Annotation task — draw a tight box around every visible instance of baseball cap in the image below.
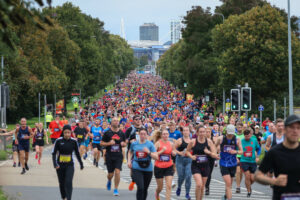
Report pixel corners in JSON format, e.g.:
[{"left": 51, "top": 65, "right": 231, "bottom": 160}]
[
  {"left": 226, "top": 124, "right": 235, "bottom": 135},
  {"left": 284, "top": 114, "right": 300, "bottom": 126},
  {"left": 255, "top": 125, "right": 259, "bottom": 129}
]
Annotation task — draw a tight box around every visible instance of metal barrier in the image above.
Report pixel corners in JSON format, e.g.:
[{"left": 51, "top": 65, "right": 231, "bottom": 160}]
[{"left": 0, "top": 135, "right": 12, "bottom": 151}]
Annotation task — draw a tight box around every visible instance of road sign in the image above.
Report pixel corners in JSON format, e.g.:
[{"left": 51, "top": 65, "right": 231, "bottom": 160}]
[
  {"left": 258, "top": 105, "right": 264, "bottom": 111},
  {"left": 72, "top": 96, "right": 79, "bottom": 103},
  {"left": 184, "top": 83, "right": 187, "bottom": 88},
  {"left": 225, "top": 102, "right": 231, "bottom": 112},
  {"left": 205, "top": 95, "right": 209, "bottom": 102}
]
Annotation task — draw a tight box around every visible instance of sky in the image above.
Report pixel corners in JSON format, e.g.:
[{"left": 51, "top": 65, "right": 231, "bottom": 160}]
[{"left": 50, "top": 0, "right": 300, "bottom": 43}]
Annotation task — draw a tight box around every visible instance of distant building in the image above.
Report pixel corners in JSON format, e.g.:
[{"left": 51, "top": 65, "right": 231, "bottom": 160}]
[
  {"left": 171, "top": 20, "right": 182, "bottom": 44},
  {"left": 139, "top": 23, "right": 159, "bottom": 41}
]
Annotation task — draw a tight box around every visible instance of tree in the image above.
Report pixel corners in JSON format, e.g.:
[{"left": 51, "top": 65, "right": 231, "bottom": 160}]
[
  {"left": 139, "top": 55, "right": 148, "bottom": 68},
  {"left": 211, "top": 4, "right": 300, "bottom": 113}
]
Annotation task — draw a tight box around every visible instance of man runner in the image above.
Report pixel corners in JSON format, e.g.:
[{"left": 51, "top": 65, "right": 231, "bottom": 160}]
[{"left": 101, "top": 117, "right": 126, "bottom": 196}]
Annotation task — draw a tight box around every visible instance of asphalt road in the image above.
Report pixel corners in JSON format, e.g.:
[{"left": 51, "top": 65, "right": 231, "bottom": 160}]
[{"left": 0, "top": 147, "right": 273, "bottom": 200}]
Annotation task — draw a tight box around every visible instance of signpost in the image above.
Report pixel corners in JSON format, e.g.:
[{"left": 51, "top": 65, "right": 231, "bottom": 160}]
[{"left": 258, "top": 105, "right": 264, "bottom": 128}]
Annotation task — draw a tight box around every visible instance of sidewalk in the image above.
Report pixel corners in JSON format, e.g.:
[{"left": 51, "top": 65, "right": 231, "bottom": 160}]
[{"left": 0, "top": 146, "right": 137, "bottom": 200}]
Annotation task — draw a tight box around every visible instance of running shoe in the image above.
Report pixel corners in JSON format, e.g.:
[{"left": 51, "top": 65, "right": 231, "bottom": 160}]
[
  {"left": 21, "top": 168, "right": 26, "bottom": 175},
  {"left": 205, "top": 187, "right": 209, "bottom": 195},
  {"left": 113, "top": 189, "right": 119, "bottom": 196},
  {"left": 18, "top": 162, "right": 21, "bottom": 167},
  {"left": 25, "top": 163, "right": 29, "bottom": 170},
  {"left": 13, "top": 162, "right": 16, "bottom": 167},
  {"left": 247, "top": 188, "right": 252, "bottom": 198},
  {"left": 155, "top": 192, "right": 160, "bottom": 200},
  {"left": 35, "top": 153, "right": 38, "bottom": 160},
  {"left": 185, "top": 193, "right": 191, "bottom": 200},
  {"left": 236, "top": 187, "right": 241, "bottom": 193},
  {"left": 93, "top": 159, "right": 96, "bottom": 165},
  {"left": 38, "top": 160, "right": 41, "bottom": 165},
  {"left": 95, "top": 162, "right": 98, "bottom": 167},
  {"left": 106, "top": 180, "right": 111, "bottom": 191},
  {"left": 176, "top": 188, "right": 181, "bottom": 196},
  {"left": 172, "top": 180, "right": 176, "bottom": 188},
  {"left": 128, "top": 181, "right": 135, "bottom": 191}
]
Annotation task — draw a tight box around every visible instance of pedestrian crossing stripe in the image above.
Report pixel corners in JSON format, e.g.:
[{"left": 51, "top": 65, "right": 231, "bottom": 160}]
[{"left": 85, "top": 155, "right": 271, "bottom": 200}]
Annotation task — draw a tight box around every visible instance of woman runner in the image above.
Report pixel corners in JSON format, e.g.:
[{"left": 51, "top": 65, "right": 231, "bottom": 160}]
[
  {"left": 34, "top": 123, "right": 48, "bottom": 165},
  {"left": 127, "top": 128, "right": 158, "bottom": 200}
]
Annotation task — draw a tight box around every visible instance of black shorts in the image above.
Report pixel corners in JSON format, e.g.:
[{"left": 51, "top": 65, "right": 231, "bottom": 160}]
[
  {"left": 46, "top": 122, "right": 50, "bottom": 128},
  {"left": 12, "top": 140, "right": 18, "bottom": 152},
  {"left": 106, "top": 156, "right": 123, "bottom": 173},
  {"left": 51, "top": 138, "right": 57, "bottom": 144},
  {"left": 154, "top": 166, "right": 174, "bottom": 179},
  {"left": 220, "top": 165, "right": 237, "bottom": 177},
  {"left": 35, "top": 139, "right": 44, "bottom": 147},
  {"left": 92, "top": 143, "right": 102, "bottom": 151},
  {"left": 241, "top": 162, "right": 257, "bottom": 174},
  {"left": 191, "top": 163, "right": 210, "bottom": 177},
  {"left": 18, "top": 142, "right": 30, "bottom": 152}
]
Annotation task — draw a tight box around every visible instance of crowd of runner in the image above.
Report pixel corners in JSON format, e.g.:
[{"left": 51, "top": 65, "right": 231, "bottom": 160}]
[{"left": 1, "top": 73, "right": 300, "bottom": 200}]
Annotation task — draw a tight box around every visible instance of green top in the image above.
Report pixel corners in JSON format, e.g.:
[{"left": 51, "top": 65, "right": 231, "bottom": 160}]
[
  {"left": 240, "top": 137, "right": 260, "bottom": 163},
  {"left": 235, "top": 133, "right": 244, "bottom": 158}
]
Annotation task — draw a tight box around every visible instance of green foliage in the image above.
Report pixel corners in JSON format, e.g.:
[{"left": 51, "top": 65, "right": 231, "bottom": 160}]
[
  {"left": 1, "top": 2, "right": 134, "bottom": 123},
  {"left": 0, "top": 150, "right": 7, "bottom": 161}
]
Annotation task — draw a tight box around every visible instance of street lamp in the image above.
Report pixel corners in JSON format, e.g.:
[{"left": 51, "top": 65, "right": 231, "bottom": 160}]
[
  {"left": 214, "top": 12, "right": 225, "bottom": 113},
  {"left": 214, "top": 12, "right": 225, "bottom": 23},
  {"left": 287, "top": 0, "right": 293, "bottom": 114}
]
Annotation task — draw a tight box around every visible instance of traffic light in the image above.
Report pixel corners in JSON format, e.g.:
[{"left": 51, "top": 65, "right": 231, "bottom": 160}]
[
  {"left": 231, "top": 89, "right": 240, "bottom": 111},
  {"left": 241, "top": 87, "right": 251, "bottom": 111}
]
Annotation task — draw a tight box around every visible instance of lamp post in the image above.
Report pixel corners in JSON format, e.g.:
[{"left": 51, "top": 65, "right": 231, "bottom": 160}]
[{"left": 287, "top": 0, "right": 293, "bottom": 114}]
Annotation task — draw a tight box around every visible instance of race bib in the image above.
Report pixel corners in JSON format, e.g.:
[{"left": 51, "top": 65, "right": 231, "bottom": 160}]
[
  {"left": 77, "top": 135, "right": 83, "bottom": 139},
  {"left": 111, "top": 145, "right": 120, "bottom": 152},
  {"left": 94, "top": 136, "right": 101, "bottom": 141},
  {"left": 136, "top": 151, "right": 147, "bottom": 159},
  {"left": 281, "top": 193, "right": 300, "bottom": 200},
  {"left": 21, "top": 134, "right": 27, "bottom": 139},
  {"left": 59, "top": 155, "right": 71, "bottom": 163},
  {"left": 196, "top": 155, "right": 208, "bottom": 163},
  {"left": 243, "top": 151, "right": 253, "bottom": 157},
  {"left": 224, "top": 145, "right": 235, "bottom": 153},
  {"left": 54, "top": 128, "right": 60, "bottom": 132},
  {"left": 159, "top": 154, "right": 170, "bottom": 162}
]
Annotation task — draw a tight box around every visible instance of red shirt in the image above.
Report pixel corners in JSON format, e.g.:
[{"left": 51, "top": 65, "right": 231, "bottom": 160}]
[{"left": 49, "top": 121, "right": 64, "bottom": 139}]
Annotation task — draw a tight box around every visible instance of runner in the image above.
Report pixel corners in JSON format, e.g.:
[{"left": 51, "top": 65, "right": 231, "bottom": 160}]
[
  {"left": 90, "top": 118, "right": 102, "bottom": 167},
  {"left": 235, "top": 122, "right": 244, "bottom": 193},
  {"left": 49, "top": 116, "right": 64, "bottom": 144},
  {"left": 154, "top": 129, "right": 175, "bottom": 200},
  {"left": 14, "top": 118, "right": 34, "bottom": 174},
  {"left": 127, "top": 128, "right": 158, "bottom": 200},
  {"left": 33, "top": 123, "right": 49, "bottom": 165},
  {"left": 174, "top": 126, "right": 192, "bottom": 199},
  {"left": 186, "top": 125, "right": 218, "bottom": 200},
  {"left": 101, "top": 117, "right": 126, "bottom": 196},
  {"left": 73, "top": 120, "right": 88, "bottom": 157},
  {"left": 0, "top": 124, "right": 20, "bottom": 167},
  {"left": 255, "top": 114, "right": 300, "bottom": 200},
  {"left": 215, "top": 124, "right": 243, "bottom": 200},
  {"left": 125, "top": 115, "right": 144, "bottom": 191},
  {"left": 240, "top": 128, "right": 260, "bottom": 197},
  {"left": 52, "top": 124, "right": 84, "bottom": 200},
  {"left": 265, "top": 118, "right": 285, "bottom": 151},
  {"left": 205, "top": 127, "right": 216, "bottom": 195}
]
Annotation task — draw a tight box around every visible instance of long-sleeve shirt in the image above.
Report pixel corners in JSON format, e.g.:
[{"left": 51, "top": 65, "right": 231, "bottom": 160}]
[{"left": 52, "top": 137, "right": 83, "bottom": 168}]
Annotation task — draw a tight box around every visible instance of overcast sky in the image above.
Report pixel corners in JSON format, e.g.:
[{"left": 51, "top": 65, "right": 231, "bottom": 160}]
[{"left": 51, "top": 0, "right": 300, "bottom": 43}]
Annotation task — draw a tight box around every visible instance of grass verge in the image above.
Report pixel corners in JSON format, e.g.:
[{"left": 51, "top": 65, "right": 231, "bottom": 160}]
[
  {"left": 0, "top": 187, "right": 7, "bottom": 200},
  {"left": 0, "top": 150, "right": 7, "bottom": 161}
]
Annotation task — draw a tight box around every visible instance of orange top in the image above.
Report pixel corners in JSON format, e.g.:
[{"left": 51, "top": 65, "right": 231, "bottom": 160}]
[{"left": 155, "top": 140, "right": 173, "bottom": 168}]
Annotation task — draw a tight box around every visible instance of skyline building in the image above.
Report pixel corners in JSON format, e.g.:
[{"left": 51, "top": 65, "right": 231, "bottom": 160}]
[
  {"left": 170, "top": 20, "right": 182, "bottom": 44},
  {"left": 139, "top": 23, "right": 159, "bottom": 41}
]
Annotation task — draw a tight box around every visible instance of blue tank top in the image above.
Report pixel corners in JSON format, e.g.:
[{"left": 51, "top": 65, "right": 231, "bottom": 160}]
[
  {"left": 18, "top": 126, "right": 30, "bottom": 143},
  {"left": 220, "top": 135, "right": 238, "bottom": 167},
  {"left": 91, "top": 126, "right": 102, "bottom": 144},
  {"left": 35, "top": 128, "right": 44, "bottom": 140}
]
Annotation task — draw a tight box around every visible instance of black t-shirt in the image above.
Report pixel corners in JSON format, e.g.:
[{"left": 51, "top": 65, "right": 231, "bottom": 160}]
[
  {"left": 102, "top": 129, "right": 125, "bottom": 158},
  {"left": 254, "top": 132, "right": 263, "bottom": 145},
  {"left": 74, "top": 127, "right": 88, "bottom": 143},
  {"left": 259, "top": 143, "right": 300, "bottom": 200}
]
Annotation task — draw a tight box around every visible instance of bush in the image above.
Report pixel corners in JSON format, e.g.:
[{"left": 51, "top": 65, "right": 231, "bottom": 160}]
[{"left": 0, "top": 151, "right": 7, "bottom": 161}]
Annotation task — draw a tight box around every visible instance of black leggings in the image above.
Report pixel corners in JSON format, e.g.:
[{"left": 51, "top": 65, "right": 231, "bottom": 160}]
[
  {"left": 205, "top": 158, "right": 215, "bottom": 189},
  {"left": 132, "top": 169, "right": 153, "bottom": 200},
  {"left": 56, "top": 165, "right": 74, "bottom": 200}
]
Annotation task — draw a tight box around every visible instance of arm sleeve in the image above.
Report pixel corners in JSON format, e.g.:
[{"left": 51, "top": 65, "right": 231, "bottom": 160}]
[
  {"left": 52, "top": 140, "right": 59, "bottom": 168},
  {"left": 74, "top": 140, "right": 83, "bottom": 167},
  {"left": 258, "top": 150, "right": 273, "bottom": 173}
]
